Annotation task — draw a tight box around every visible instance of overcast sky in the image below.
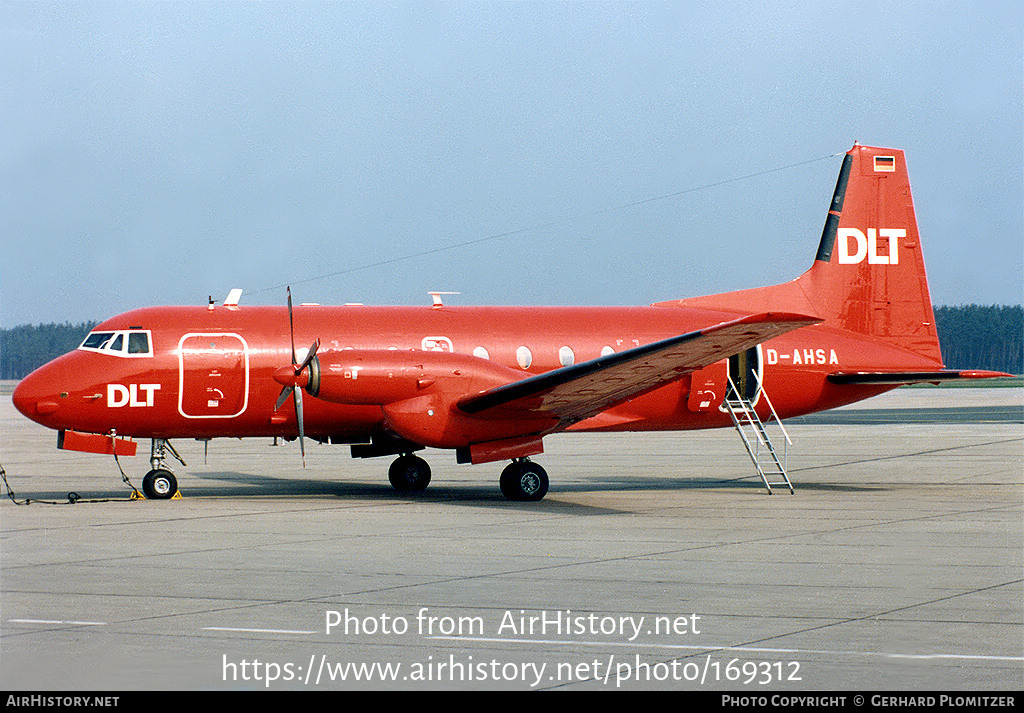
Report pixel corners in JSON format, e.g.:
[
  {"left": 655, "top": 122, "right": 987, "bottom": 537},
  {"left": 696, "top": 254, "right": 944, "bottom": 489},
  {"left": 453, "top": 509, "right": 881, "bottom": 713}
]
[{"left": 1, "top": 1, "right": 1021, "bottom": 327}]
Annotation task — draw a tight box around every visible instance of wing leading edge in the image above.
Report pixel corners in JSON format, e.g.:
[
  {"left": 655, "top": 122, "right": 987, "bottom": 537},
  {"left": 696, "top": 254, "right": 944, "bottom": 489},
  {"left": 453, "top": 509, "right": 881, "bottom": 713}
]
[{"left": 457, "top": 312, "right": 821, "bottom": 427}]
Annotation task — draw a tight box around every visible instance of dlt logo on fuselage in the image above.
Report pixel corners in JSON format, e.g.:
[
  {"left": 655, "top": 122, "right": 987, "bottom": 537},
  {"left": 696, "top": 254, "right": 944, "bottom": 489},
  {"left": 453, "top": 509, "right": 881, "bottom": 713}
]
[
  {"left": 107, "top": 383, "right": 161, "bottom": 407},
  {"left": 838, "top": 228, "right": 905, "bottom": 265}
]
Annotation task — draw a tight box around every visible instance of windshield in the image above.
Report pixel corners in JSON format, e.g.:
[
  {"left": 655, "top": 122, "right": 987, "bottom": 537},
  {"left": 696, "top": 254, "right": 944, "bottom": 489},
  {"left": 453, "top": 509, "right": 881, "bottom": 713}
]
[{"left": 79, "top": 330, "right": 153, "bottom": 357}]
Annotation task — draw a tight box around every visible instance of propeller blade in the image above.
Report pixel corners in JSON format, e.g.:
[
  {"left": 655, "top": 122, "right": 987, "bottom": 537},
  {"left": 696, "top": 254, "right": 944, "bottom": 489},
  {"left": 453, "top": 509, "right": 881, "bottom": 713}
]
[
  {"left": 298, "top": 338, "right": 320, "bottom": 373},
  {"left": 275, "top": 385, "right": 294, "bottom": 411},
  {"left": 283, "top": 288, "right": 313, "bottom": 467},
  {"left": 294, "top": 383, "right": 305, "bottom": 467},
  {"left": 287, "top": 286, "right": 298, "bottom": 365}
]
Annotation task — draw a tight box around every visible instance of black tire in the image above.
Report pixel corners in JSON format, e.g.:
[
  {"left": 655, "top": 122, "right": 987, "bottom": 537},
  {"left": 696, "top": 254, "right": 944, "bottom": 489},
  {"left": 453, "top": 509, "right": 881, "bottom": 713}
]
[
  {"left": 142, "top": 469, "right": 177, "bottom": 500},
  {"left": 388, "top": 455, "right": 431, "bottom": 492},
  {"left": 500, "top": 461, "right": 548, "bottom": 502}
]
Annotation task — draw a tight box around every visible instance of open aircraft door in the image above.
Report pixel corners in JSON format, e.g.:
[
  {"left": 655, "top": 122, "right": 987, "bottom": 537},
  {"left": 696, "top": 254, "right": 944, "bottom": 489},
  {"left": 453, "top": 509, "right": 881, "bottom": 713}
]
[
  {"left": 724, "top": 345, "right": 763, "bottom": 407},
  {"left": 178, "top": 333, "right": 250, "bottom": 418}
]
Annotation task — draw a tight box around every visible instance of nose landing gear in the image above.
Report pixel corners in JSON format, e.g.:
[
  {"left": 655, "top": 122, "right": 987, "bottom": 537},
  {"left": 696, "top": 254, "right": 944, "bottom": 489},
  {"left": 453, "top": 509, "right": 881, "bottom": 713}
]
[{"left": 141, "top": 439, "right": 185, "bottom": 500}]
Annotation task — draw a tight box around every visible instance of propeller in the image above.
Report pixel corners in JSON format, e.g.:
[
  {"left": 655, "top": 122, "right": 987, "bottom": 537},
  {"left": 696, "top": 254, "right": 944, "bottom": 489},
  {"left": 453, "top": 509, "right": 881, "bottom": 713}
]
[{"left": 273, "top": 287, "right": 319, "bottom": 466}]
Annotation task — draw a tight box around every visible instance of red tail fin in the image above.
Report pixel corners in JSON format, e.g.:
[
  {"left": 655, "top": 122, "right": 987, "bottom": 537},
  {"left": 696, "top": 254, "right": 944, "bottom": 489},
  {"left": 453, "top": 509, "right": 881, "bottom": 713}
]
[
  {"left": 798, "top": 144, "right": 943, "bottom": 365},
  {"left": 661, "top": 144, "right": 944, "bottom": 366}
]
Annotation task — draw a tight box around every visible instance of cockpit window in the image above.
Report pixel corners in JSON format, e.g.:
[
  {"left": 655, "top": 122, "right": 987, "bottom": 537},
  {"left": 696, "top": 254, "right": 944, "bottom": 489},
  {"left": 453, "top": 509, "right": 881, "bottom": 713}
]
[
  {"left": 128, "top": 332, "right": 150, "bottom": 354},
  {"left": 79, "top": 330, "right": 153, "bottom": 357},
  {"left": 81, "top": 332, "right": 115, "bottom": 349}
]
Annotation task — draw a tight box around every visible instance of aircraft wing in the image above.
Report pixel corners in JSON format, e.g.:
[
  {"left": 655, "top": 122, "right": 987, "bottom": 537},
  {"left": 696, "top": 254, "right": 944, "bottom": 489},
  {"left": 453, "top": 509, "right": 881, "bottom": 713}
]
[{"left": 457, "top": 312, "right": 820, "bottom": 427}]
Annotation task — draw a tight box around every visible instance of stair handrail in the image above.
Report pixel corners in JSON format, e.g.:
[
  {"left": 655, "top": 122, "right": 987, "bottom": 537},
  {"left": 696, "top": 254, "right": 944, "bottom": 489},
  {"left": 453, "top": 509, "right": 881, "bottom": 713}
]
[{"left": 753, "top": 372, "right": 792, "bottom": 446}]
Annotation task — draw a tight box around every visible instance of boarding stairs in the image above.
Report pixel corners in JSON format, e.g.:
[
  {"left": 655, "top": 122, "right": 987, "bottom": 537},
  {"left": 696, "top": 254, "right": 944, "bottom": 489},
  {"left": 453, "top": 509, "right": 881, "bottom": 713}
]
[{"left": 723, "top": 375, "right": 794, "bottom": 494}]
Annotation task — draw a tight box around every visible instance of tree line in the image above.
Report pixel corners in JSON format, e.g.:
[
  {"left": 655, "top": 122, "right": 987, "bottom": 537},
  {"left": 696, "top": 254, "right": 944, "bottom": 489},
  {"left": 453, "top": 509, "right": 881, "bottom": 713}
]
[
  {"left": 933, "top": 305, "right": 1023, "bottom": 376},
  {"left": 1, "top": 322, "right": 97, "bottom": 380},
  {"left": 0, "top": 306, "right": 1021, "bottom": 380}
]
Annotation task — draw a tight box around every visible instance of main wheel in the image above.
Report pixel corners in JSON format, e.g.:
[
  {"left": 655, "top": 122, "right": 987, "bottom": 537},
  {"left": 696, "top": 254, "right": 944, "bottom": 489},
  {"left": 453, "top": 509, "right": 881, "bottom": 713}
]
[
  {"left": 499, "top": 461, "right": 549, "bottom": 502},
  {"left": 388, "top": 454, "right": 431, "bottom": 492},
  {"left": 142, "top": 469, "right": 178, "bottom": 500}
]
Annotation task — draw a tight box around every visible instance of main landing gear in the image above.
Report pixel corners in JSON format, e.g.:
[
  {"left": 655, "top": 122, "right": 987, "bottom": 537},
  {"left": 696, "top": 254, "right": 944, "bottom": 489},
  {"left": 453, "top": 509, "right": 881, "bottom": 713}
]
[
  {"left": 141, "top": 438, "right": 184, "bottom": 500},
  {"left": 500, "top": 458, "right": 549, "bottom": 502},
  {"left": 388, "top": 454, "right": 432, "bottom": 492},
  {"left": 385, "top": 454, "right": 549, "bottom": 501}
]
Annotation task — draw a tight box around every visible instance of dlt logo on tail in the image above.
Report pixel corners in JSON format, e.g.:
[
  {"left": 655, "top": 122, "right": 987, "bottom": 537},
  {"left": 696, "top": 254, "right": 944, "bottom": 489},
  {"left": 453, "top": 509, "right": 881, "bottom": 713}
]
[{"left": 838, "top": 228, "right": 905, "bottom": 265}]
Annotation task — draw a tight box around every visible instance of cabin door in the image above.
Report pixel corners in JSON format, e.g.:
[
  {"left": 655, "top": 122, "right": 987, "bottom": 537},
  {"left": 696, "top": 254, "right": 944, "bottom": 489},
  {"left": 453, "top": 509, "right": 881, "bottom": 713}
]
[
  {"left": 725, "top": 346, "right": 762, "bottom": 405},
  {"left": 178, "top": 333, "right": 250, "bottom": 418}
]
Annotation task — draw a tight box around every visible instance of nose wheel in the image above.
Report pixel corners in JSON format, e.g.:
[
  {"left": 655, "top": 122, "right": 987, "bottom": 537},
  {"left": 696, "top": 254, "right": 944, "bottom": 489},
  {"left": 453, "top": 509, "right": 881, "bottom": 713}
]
[
  {"left": 500, "top": 459, "right": 549, "bottom": 501},
  {"left": 142, "top": 469, "right": 178, "bottom": 500}
]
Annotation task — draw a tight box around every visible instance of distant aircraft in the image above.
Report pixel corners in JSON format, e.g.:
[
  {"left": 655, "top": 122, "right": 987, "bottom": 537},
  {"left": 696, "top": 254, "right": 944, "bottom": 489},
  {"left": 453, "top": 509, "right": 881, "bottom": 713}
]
[{"left": 12, "top": 144, "right": 1008, "bottom": 501}]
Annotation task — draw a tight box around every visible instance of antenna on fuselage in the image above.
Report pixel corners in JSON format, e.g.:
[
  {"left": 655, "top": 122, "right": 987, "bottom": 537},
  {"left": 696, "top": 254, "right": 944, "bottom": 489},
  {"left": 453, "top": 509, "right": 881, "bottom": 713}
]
[
  {"left": 428, "top": 291, "right": 461, "bottom": 308},
  {"left": 223, "top": 288, "right": 243, "bottom": 307}
]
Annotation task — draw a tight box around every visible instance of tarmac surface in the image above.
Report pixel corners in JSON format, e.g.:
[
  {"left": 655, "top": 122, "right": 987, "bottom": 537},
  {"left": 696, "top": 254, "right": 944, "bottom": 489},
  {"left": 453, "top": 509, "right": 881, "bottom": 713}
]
[{"left": 1, "top": 383, "right": 1021, "bottom": 691}]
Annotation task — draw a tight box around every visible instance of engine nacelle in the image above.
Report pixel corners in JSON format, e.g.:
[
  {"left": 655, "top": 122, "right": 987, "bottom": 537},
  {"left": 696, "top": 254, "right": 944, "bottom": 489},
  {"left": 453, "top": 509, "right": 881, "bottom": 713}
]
[
  {"left": 304, "top": 350, "right": 559, "bottom": 449},
  {"left": 308, "top": 349, "right": 523, "bottom": 406},
  {"left": 381, "top": 392, "right": 556, "bottom": 450}
]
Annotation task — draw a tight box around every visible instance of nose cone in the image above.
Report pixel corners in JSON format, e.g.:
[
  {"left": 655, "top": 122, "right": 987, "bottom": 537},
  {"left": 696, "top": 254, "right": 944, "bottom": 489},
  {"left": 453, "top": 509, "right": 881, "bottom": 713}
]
[
  {"left": 12, "top": 367, "right": 57, "bottom": 422},
  {"left": 11, "top": 377, "right": 35, "bottom": 419},
  {"left": 12, "top": 357, "right": 74, "bottom": 425}
]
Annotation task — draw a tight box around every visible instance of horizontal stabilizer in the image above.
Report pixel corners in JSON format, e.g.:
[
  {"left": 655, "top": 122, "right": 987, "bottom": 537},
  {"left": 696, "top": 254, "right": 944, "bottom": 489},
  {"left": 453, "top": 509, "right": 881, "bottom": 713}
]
[
  {"left": 828, "top": 370, "right": 1013, "bottom": 386},
  {"left": 458, "top": 312, "right": 820, "bottom": 426}
]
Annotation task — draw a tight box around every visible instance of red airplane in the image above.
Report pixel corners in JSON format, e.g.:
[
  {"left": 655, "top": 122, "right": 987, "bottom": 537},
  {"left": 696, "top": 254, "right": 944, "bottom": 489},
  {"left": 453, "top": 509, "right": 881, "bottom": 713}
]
[{"left": 12, "top": 144, "right": 1008, "bottom": 501}]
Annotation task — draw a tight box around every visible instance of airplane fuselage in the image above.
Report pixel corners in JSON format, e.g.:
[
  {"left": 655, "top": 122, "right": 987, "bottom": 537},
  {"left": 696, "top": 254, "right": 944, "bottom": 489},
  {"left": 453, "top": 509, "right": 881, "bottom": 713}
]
[{"left": 14, "top": 301, "right": 904, "bottom": 444}]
